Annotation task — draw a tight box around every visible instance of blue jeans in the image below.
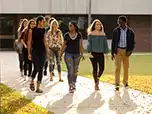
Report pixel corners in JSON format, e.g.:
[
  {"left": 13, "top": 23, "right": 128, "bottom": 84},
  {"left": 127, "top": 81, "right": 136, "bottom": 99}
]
[{"left": 64, "top": 53, "right": 80, "bottom": 84}]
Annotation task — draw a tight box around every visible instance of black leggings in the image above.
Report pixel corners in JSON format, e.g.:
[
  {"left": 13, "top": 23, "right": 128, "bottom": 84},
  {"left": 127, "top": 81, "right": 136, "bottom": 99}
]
[
  {"left": 18, "top": 53, "right": 24, "bottom": 72},
  {"left": 31, "top": 50, "right": 45, "bottom": 83},
  {"left": 89, "top": 52, "right": 104, "bottom": 83},
  {"left": 23, "top": 47, "right": 32, "bottom": 76},
  {"left": 44, "top": 60, "right": 48, "bottom": 71}
]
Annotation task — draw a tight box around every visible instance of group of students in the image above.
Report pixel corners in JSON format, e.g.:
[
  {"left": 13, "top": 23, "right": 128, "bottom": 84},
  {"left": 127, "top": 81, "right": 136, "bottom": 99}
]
[{"left": 14, "top": 15, "right": 135, "bottom": 93}]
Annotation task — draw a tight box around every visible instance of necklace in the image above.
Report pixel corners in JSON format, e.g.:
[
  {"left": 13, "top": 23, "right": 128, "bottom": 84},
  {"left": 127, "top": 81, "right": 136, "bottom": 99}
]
[{"left": 69, "top": 33, "right": 78, "bottom": 40}]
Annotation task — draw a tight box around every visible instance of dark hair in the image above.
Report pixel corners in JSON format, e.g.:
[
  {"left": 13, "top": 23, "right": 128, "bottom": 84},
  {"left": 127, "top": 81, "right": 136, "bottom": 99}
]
[
  {"left": 69, "top": 21, "right": 79, "bottom": 33},
  {"left": 48, "top": 17, "right": 55, "bottom": 25},
  {"left": 36, "top": 15, "right": 44, "bottom": 26},
  {"left": 27, "top": 19, "right": 35, "bottom": 32},
  {"left": 118, "top": 16, "right": 127, "bottom": 22}
]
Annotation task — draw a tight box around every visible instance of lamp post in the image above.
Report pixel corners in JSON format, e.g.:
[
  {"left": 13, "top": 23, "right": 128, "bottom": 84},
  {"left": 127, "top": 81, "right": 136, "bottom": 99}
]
[{"left": 88, "top": 0, "right": 91, "bottom": 26}]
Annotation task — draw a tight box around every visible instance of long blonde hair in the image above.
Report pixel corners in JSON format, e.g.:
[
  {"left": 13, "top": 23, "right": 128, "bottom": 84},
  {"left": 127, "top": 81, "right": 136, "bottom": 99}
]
[
  {"left": 49, "top": 19, "right": 59, "bottom": 33},
  {"left": 18, "top": 18, "right": 28, "bottom": 33},
  {"left": 87, "top": 19, "right": 105, "bottom": 35}
]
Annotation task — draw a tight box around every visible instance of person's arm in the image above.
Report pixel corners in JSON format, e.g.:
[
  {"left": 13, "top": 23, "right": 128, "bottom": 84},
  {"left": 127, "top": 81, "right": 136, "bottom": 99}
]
[
  {"left": 44, "top": 33, "right": 49, "bottom": 58},
  {"left": 126, "top": 30, "right": 135, "bottom": 56},
  {"left": 79, "top": 33, "right": 84, "bottom": 59},
  {"left": 60, "top": 34, "right": 67, "bottom": 60},
  {"left": 87, "top": 35, "right": 92, "bottom": 53},
  {"left": 111, "top": 29, "right": 116, "bottom": 60},
  {"left": 28, "top": 29, "right": 32, "bottom": 60},
  {"left": 104, "top": 36, "right": 109, "bottom": 60}
]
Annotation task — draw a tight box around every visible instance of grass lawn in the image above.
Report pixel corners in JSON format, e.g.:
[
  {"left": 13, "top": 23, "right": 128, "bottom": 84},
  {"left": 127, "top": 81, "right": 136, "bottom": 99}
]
[
  {"left": 61, "top": 54, "right": 152, "bottom": 94},
  {"left": 0, "top": 83, "right": 53, "bottom": 114}
]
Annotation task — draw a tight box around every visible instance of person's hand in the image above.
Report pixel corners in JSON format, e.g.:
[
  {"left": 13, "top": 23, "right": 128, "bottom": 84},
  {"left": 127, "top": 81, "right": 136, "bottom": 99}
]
[
  {"left": 126, "top": 51, "right": 132, "bottom": 57},
  {"left": 24, "top": 44, "right": 27, "bottom": 48},
  {"left": 28, "top": 54, "right": 32, "bottom": 60},
  {"left": 80, "top": 53, "right": 85, "bottom": 60},
  {"left": 111, "top": 54, "right": 115, "bottom": 61},
  {"left": 89, "top": 53, "right": 93, "bottom": 58}
]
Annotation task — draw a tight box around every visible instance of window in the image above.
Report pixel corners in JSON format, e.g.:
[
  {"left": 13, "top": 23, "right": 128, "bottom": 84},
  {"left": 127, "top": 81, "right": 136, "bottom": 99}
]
[{"left": 0, "top": 16, "right": 14, "bottom": 35}]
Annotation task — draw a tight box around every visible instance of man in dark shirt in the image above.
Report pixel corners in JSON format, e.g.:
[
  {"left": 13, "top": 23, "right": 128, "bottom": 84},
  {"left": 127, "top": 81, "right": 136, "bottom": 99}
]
[{"left": 111, "top": 16, "right": 135, "bottom": 91}]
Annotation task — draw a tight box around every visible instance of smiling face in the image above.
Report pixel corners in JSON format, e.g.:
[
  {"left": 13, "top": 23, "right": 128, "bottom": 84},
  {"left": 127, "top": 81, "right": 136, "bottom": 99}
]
[
  {"left": 38, "top": 18, "right": 45, "bottom": 28},
  {"left": 23, "top": 21, "right": 28, "bottom": 28},
  {"left": 94, "top": 21, "right": 102, "bottom": 31},
  {"left": 30, "top": 21, "right": 35, "bottom": 29},
  {"left": 69, "top": 23, "right": 75, "bottom": 32},
  {"left": 52, "top": 21, "right": 58, "bottom": 30}
]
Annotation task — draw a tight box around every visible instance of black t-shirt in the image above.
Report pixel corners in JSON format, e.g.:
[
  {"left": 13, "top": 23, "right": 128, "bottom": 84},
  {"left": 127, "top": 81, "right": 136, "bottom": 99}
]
[
  {"left": 32, "top": 27, "right": 45, "bottom": 54},
  {"left": 64, "top": 32, "right": 82, "bottom": 54}
]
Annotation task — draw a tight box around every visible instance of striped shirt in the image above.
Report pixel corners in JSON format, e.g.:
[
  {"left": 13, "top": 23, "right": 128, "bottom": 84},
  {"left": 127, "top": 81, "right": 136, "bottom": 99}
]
[{"left": 118, "top": 27, "right": 127, "bottom": 48}]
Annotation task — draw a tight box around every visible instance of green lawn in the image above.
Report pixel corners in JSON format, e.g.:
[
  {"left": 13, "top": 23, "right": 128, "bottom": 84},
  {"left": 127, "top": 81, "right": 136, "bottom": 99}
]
[
  {"left": 61, "top": 54, "right": 152, "bottom": 94},
  {"left": 0, "top": 83, "right": 53, "bottom": 114}
]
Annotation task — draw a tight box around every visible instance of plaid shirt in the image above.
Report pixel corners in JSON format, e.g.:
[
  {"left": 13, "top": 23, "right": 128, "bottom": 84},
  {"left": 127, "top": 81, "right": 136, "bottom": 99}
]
[{"left": 118, "top": 27, "right": 127, "bottom": 48}]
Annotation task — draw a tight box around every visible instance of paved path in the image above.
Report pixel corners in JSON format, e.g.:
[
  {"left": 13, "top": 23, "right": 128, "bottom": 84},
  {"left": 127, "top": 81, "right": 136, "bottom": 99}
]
[{"left": 0, "top": 52, "right": 152, "bottom": 114}]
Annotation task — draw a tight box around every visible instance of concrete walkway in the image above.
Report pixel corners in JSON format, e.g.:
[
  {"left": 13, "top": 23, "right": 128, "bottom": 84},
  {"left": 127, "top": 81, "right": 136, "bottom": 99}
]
[{"left": 0, "top": 52, "right": 152, "bottom": 114}]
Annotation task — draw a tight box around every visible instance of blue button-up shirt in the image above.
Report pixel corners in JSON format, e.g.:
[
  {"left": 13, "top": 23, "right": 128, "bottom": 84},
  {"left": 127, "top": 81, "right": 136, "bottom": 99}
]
[{"left": 118, "top": 27, "right": 127, "bottom": 48}]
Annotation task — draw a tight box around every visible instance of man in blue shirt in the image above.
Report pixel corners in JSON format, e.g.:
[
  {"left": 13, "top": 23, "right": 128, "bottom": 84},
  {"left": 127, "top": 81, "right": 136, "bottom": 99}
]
[{"left": 111, "top": 16, "right": 135, "bottom": 91}]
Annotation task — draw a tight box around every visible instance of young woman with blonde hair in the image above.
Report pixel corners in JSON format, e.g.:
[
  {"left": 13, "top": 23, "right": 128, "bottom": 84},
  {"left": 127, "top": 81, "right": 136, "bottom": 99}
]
[
  {"left": 15, "top": 18, "right": 28, "bottom": 76},
  {"left": 46, "top": 19, "right": 63, "bottom": 82},
  {"left": 21, "top": 19, "right": 35, "bottom": 80},
  {"left": 87, "top": 19, "right": 109, "bottom": 91}
]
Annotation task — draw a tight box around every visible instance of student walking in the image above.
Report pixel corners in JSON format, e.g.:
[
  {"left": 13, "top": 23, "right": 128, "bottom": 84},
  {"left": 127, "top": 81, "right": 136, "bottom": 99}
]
[
  {"left": 15, "top": 19, "right": 28, "bottom": 76},
  {"left": 44, "top": 17, "right": 55, "bottom": 76},
  {"left": 111, "top": 16, "right": 135, "bottom": 91},
  {"left": 21, "top": 19, "right": 35, "bottom": 81},
  {"left": 28, "top": 16, "right": 49, "bottom": 93},
  {"left": 46, "top": 19, "right": 63, "bottom": 82},
  {"left": 60, "top": 22, "right": 84, "bottom": 93},
  {"left": 87, "top": 19, "right": 109, "bottom": 91}
]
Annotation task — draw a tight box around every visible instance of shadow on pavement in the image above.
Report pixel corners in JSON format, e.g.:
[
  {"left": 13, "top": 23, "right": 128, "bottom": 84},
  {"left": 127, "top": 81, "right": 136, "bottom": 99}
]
[
  {"left": 46, "top": 93, "right": 74, "bottom": 114},
  {"left": 76, "top": 91, "right": 105, "bottom": 114},
  {"left": 109, "top": 88, "right": 137, "bottom": 114}
]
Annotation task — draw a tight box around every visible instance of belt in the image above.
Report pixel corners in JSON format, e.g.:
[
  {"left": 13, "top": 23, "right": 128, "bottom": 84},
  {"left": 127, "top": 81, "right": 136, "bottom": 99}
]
[{"left": 118, "top": 47, "right": 126, "bottom": 49}]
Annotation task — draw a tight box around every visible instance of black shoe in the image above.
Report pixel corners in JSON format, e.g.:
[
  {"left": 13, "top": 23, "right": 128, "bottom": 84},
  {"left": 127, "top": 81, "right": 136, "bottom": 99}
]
[
  {"left": 30, "top": 84, "right": 35, "bottom": 91},
  {"left": 52, "top": 72, "right": 55, "bottom": 76},
  {"left": 115, "top": 84, "right": 120, "bottom": 91},
  {"left": 44, "top": 70, "right": 47, "bottom": 76},
  {"left": 36, "top": 89, "right": 43, "bottom": 93},
  {"left": 73, "top": 83, "right": 76, "bottom": 91},
  {"left": 124, "top": 83, "right": 128, "bottom": 88}
]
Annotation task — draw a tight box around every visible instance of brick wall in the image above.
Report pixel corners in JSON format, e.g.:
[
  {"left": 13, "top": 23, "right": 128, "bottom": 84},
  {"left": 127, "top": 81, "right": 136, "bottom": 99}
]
[{"left": 128, "top": 15, "right": 151, "bottom": 52}]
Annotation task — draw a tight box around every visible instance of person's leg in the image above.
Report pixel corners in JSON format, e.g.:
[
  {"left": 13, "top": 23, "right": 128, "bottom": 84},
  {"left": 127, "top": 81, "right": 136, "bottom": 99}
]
[
  {"left": 49, "top": 50, "right": 55, "bottom": 81},
  {"left": 28, "top": 60, "right": 32, "bottom": 77},
  {"left": 44, "top": 60, "right": 48, "bottom": 76},
  {"left": 95, "top": 53, "right": 104, "bottom": 90},
  {"left": 23, "top": 48, "right": 28, "bottom": 76},
  {"left": 73, "top": 54, "right": 81, "bottom": 90},
  {"left": 89, "top": 53, "right": 98, "bottom": 90},
  {"left": 36, "top": 53, "right": 45, "bottom": 93},
  {"left": 55, "top": 50, "right": 63, "bottom": 82},
  {"left": 64, "top": 53, "right": 74, "bottom": 93},
  {"left": 98, "top": 53, "right": 104, "bottom": 78},
  {"left": 30, "top": 50, "right": 38, "bottom": 91},
  {"left": 18, "top": 53, "right": 24, "bottom": 76},
  {"left": 115, "top": 48, "right": 122, "bottom": 90},
  {"left": 122, "top": 50, "right": 129, "bottom": 87}
]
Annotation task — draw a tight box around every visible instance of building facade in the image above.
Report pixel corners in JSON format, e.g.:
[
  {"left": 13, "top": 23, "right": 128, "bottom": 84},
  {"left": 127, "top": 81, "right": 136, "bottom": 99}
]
[{"left": 0, "top": 0, "right": 152, "bottom": 52}]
